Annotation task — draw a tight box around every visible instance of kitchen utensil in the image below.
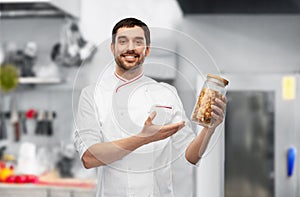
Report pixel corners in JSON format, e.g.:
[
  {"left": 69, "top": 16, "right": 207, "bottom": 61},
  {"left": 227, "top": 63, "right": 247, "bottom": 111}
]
[
  {"left": 0, "top": 146, "right": 6, "bottom": 160},
  {"left": 35, "top": 110, "right": 44, "bottom": 135},
  {"left": 0, "top": 45, "right": 4, "bottom": 65},
  {"left": 0, "top": 110, "right": 7, "bottom": 140},
  {"left": 0, "top": 90, "right": 7, "bottom": 139},
  {"left": 25, "top": 108, "right": 36, "bottom": 136},
  {"left": 21, "top": 113, "right": 27, "bottom": 134},
  {"left": 10, "top": 96, "right": 20, "bottom": 142},
  {"left": 46, "top": 111, "right": 53, "bottom": 136}
]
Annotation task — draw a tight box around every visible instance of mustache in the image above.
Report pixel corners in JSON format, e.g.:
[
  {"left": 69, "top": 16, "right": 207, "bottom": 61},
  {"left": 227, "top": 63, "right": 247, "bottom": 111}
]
[{"left": 120, "top": 50, "right": 140, "bottom": 58}]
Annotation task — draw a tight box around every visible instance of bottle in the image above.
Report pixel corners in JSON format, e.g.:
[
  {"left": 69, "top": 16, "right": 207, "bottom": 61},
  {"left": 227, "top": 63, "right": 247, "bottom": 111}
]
[{"left": 191, "top": 74, "right": 229, "bottom": 127}]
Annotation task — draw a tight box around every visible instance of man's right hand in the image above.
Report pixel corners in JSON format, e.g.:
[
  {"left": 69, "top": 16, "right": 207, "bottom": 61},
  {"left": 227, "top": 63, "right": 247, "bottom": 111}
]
[
  {"left": 81, "top": 112, "right": 185, "bottom": 169},
  {"left": 138, "top": 111, "right": 185, "bottom": 144}
]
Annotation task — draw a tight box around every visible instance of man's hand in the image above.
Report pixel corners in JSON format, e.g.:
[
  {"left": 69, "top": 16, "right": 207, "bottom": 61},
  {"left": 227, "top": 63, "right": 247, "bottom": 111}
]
[
  {"left": 138, "top": 111, "right": 185, "bottom": 143},
  {"left": 185, "top": 95, "right": 227, "bottom": 164},
  {"left": 211, "top": 95, "right": 227, "bottom": 129}
]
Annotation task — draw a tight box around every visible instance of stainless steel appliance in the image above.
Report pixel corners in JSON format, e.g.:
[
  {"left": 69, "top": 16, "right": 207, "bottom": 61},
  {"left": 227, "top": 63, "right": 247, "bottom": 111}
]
[{"left": 224, "top": 74, "right": 299, "bottom": 197}]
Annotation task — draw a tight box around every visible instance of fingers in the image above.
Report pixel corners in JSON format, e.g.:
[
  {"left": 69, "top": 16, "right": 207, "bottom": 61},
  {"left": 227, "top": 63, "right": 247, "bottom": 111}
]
[
  {"left": 222, "top": 95, "right": 227, "bottom": 102},
  {"left": 210, "top": 96, "right": 227, "bottom": 127},
  {"left": 211, "top": 111, "right": 224, "bottom": 121},
  {"left": 149, "top": 111, "right": 157, "bottom": 120},
  {"left": 157, "top": 122, "right": 185, "bottom": 139},
  {"left": 141, "top": 120, "right": 185, "bottom": 142},
  {"left": 211, "top": 96, "right": 226, "bottom": 115},
  {"left": 215, "top": 97, "right": 226, "bottom": 110},
  {"left": 145, "top": 111, "right": 157, "bottom": 125},
  {"left": 160, "top": 121, "right": 185, "bottom": 133},
  {"left": 211, "top": 104, "right": 223, "bottom": 116}
]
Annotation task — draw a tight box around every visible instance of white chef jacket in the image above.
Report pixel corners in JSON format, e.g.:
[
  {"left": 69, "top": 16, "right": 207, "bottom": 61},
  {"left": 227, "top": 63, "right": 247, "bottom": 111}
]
[{"left": 74, "top": 68, "right": 196, "bottom": 197}]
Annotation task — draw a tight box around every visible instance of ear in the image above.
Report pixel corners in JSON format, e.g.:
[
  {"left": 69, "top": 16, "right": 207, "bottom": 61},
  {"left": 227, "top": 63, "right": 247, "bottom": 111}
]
[
  {"left": 145, "top": 46, "right": 150, "bottom": 57},
  {"left": 110, "top": 43, "right": 115, "bottom": 54}
]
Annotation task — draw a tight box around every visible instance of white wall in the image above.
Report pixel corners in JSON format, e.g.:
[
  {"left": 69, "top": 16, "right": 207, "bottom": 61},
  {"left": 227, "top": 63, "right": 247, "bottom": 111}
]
[
  {"left": 79, "top": 0, "right": 183, "bottom": 79},
  {"left": 79, "top": 0, "right": 183, "bottom": 44},
  {"left": 178, "top": 15, "right": 300, "bottom": 74}
]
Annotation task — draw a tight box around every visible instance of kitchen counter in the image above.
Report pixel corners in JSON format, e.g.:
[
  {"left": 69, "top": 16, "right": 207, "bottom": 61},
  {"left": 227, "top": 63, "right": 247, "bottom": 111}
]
[{"left": 0, "top": 179, "right": 96, "bottom": 197}]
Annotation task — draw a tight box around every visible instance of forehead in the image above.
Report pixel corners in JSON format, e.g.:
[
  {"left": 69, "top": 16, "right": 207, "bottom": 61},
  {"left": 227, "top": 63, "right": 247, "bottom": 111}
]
[{"left": 116, "top": 26, "right": 145, "bottom": 39}]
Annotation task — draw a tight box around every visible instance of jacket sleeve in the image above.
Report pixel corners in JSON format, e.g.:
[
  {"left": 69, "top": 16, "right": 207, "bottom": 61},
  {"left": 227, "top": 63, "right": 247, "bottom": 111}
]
[
  {"left": 171, "top": 98, "right": 197, "bottom": 163},
  {"left": 159, "top": 83, "right": 197, "bottom": 162},
  {"left": 73, "top": 85, "right": 104, "bottom": 159}
]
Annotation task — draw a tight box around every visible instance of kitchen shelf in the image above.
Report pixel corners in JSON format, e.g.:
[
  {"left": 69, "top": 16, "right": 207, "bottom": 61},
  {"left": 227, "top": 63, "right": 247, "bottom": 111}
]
[
  {"left": 0, "top": 0, "right": 50, "bottom": 2},
  {"left": 19, "top": 77, "right": 63, "bottom": 84},
  {"left": 0, "top": 0, "right": 80, "bottom": 18}
]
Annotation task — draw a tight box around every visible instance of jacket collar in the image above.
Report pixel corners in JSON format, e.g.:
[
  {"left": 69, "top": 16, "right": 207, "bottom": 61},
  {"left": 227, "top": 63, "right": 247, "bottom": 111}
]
[{"left": 114, "top": 71, "right": 144, "bottom": 93}]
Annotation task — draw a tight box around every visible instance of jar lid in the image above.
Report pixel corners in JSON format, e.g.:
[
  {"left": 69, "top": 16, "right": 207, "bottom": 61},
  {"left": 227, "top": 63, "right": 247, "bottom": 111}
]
[{"left": 207, "top": 74, "right": 229, "bottom": 86}]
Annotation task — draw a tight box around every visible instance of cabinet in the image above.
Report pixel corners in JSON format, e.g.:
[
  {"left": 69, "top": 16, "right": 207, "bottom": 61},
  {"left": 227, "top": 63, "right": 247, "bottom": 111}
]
[
  {"left": 0, "top": 186, "right": 47, "bottom": 197},
  {"left": 0, "top": 184, "right": 95, "bottom": 197}
]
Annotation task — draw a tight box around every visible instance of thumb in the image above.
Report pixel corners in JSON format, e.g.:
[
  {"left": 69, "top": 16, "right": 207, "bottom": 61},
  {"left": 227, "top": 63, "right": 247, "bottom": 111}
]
[{"left": 145, "top": 111, "right": 157, "bottom": 125}]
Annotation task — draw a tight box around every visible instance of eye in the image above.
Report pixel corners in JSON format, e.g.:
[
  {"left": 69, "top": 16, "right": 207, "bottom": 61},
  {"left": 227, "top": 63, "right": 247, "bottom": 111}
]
[
  {"left": 135, "top": 40, "right": 144, "bottom": 46},
  {"left": 118, "top": 38, "right": 127, "bottom": 45}
]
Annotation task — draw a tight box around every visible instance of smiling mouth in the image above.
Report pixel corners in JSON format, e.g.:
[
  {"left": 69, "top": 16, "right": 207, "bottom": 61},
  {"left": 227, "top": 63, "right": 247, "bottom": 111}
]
[{"left": 121, "top": 54, "right": 139, "bottom": 61}]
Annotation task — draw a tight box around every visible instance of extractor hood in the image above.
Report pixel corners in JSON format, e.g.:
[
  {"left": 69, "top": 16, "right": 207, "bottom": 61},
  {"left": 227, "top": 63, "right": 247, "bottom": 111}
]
[
  {"left": 0, "top": 0, "right": 80, "bottom": 18},
  {"left": 177, "top": 0, "right": 300, "bottom": 14}
]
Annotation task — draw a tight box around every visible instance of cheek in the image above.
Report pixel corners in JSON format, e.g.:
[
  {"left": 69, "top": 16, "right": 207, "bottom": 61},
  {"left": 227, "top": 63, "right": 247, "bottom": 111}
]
[
  {"left": 136, "top": 46, "right": 147, "bottom": 56},
  {"left": 115, "top": 45, "right": 126, "bottom": 54}
]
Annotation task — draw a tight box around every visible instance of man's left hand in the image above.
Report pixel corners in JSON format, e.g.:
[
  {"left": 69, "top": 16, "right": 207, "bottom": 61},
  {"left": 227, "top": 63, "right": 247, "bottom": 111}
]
[{"left": 211, "top": 95, "right": 227, "bottom": 129}]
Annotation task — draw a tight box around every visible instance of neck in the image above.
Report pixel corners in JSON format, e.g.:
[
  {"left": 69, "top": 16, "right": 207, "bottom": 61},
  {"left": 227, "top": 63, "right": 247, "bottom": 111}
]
[{"left": 115, "top": 66, "right": 143, "bottom": 80}]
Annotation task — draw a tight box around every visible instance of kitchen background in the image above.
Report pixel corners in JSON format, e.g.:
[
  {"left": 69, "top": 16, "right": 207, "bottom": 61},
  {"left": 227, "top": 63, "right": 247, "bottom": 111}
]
[{"left": 0, "top": 0, "right": 300, "bottom": 197}]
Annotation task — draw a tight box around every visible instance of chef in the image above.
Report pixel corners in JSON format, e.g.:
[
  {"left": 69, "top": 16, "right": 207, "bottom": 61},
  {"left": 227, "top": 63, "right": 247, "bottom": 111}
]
[{"left": 74, "top": 17, "right": 226, "bottom": 197}]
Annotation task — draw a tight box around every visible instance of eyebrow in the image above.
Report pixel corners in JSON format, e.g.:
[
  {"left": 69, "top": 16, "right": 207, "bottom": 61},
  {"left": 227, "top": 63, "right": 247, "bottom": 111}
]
[
  {"left": 135, "top": 37, "right": 144, "bottom": 40},
  {"left": 117, "top": 36, "right": 127, "bottom": 40},
  {"left": 117, "top": 36, "right": 144, "bottom": 40}
]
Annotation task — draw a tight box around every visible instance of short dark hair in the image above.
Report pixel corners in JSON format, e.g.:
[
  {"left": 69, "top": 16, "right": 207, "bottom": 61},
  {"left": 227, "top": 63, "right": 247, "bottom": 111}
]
[{"left": 112, "top": 18, "right": 150, "bottom": 46}]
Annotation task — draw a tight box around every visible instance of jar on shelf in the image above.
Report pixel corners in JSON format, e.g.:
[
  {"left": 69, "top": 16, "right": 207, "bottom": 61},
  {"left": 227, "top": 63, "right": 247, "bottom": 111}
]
[{"left": 191, "top": 74, "right": 229, "bottom": 127}]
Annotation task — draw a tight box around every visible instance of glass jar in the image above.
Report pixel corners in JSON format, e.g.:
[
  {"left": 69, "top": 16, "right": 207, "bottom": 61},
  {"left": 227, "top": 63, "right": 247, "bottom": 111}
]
[{"left": 191, "top": 74, "right": 229, "bottom": 127}]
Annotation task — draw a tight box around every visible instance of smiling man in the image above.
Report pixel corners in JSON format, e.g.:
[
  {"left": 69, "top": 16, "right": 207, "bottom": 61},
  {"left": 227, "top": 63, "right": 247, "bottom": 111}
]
[
  {"left": 74, "top": 17, "right": 227, "bottom": 197},
  {"left": 113, "top": 26, "right": 148, "bottom": 71},
  {"left": 112, "top": 20, "right": 150, "bottom": 80}
]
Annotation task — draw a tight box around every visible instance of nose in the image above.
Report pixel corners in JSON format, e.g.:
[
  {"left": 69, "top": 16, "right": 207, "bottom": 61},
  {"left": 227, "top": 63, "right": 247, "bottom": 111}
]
[{"left": 128, "top": 40, "right": 135, "bottom": 50}]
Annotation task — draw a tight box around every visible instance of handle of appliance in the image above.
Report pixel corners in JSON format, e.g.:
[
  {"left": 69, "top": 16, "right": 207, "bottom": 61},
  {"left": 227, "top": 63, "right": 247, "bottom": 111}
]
[{"left": 287, "top": 147, "right": 296, "bottom": 177}]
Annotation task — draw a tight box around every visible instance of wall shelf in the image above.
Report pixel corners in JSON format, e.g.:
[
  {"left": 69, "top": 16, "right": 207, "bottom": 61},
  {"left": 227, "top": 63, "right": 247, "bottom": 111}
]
[{"left": 19, "top": 77, "right": 62, "bottom": 84}]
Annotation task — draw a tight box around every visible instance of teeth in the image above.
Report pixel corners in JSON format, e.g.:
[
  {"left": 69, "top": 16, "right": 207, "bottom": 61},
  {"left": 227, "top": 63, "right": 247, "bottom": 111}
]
[{"left": 124, "top": 55, "right": 136, "bottom": 61}]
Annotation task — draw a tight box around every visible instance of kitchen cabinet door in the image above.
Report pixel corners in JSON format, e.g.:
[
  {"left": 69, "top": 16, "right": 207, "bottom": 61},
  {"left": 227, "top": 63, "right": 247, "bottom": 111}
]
[
  {"left": 49, "top": 189, "right": 71, "bottom": 197},
  {"left": 72, "top": 190, "right": 96, "bottom": 197},
  {"left": 0, "top": 187, "right": 47, "bottom": 197}
]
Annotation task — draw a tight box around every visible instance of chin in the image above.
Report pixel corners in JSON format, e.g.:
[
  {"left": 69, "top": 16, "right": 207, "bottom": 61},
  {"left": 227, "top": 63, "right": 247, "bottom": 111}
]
[{"left": 122, "top": 63, "right": 140, "bottom": 71}]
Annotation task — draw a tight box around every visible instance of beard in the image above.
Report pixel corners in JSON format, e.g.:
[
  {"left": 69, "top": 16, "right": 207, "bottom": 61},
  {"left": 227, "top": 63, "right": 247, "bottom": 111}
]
[{"left": 115, "top": 50, "right": 145, "bottom": 72}]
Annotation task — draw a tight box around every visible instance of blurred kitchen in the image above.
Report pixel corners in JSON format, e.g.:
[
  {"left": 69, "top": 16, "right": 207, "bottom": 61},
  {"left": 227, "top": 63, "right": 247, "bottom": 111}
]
[{"left": 0, "top": 0, "right": 299, "bottom": 197}]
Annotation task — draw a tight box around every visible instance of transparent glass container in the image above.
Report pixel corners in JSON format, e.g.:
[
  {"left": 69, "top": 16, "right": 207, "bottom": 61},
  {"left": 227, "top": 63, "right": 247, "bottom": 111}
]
[{"left": 191, "top": 74, "right": 229, "bottom": 127}]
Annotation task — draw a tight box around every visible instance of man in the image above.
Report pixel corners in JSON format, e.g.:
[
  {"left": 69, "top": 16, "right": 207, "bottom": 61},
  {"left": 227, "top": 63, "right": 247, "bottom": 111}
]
[{"left": 74, "top": 17, "right": 226, "bottom": 196}]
